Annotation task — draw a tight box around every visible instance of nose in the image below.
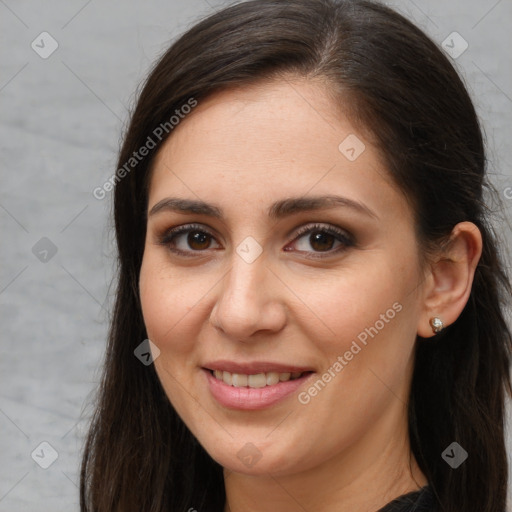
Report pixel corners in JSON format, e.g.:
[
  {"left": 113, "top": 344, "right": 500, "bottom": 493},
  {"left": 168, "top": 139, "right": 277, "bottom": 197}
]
[{"left": 209, "top": 251, "right": 287, "bottom": 341}]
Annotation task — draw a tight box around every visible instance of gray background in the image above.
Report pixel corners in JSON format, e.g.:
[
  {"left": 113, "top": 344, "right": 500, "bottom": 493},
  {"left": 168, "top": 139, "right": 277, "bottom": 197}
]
[{"left": 1, "top": 0, "right": 511, "bottom": 510}]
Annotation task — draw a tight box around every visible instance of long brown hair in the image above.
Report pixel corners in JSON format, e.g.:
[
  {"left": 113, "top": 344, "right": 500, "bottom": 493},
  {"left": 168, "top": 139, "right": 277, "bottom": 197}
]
[{"left": 80, "top": 1, "right": 512, "bottom": 510}]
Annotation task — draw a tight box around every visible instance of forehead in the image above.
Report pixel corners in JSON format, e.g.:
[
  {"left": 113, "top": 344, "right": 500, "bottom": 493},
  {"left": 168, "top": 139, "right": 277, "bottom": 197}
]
[{"left": 148, "top": 78, "right": 406, "bottom": 222}]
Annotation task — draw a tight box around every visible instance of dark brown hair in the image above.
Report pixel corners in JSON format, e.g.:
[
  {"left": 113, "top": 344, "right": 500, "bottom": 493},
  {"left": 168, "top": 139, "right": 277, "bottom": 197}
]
[{"left": 80, "top": 1, "right": 512, "bottom": 511}]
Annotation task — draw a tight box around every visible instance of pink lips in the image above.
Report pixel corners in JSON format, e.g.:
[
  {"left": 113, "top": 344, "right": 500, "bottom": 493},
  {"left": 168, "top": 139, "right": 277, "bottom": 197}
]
[{"left": 202, "top": 361, "right": 315, "bottom": 410}]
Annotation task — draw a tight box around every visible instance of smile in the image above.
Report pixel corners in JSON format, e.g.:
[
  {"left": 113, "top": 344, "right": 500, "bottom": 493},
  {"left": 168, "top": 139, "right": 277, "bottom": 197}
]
[
  {"left": 210, "top": 369, "right": 307, "bottom": 388},
  {"left": 203, "top": 368, "right": 314, "bottom": 410}
]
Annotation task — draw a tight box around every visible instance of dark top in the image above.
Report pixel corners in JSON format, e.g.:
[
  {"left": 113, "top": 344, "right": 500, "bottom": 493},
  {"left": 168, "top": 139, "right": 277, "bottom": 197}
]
[{"left": 377, "top": 486, "right": 437, "bottom": 512}]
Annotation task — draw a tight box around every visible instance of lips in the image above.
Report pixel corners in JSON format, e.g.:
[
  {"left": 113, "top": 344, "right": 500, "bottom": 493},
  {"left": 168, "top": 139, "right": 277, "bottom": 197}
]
[{"left": 202, "top": 360, "right": 315, "bottom": 409}]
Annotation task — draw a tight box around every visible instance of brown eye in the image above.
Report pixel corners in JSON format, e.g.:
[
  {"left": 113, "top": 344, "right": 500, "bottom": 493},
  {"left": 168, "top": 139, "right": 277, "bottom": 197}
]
[
  {"left": 287, "top": 223, "right": 354, "bottom": 258},
  {"left": 187, "top": 231, "right": 212, "bottom": 250},
  {"left": 308, "top": 231, "right": 336, "bottom": 252},
  {"left": 158, "top": 224, "right": 221, "bottom": 256}
]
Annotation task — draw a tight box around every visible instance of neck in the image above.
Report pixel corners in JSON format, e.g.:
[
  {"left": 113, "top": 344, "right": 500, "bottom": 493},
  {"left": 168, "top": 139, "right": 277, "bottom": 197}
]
[{"left": 223, "top": 408, "right": 427, "bottom": 512}]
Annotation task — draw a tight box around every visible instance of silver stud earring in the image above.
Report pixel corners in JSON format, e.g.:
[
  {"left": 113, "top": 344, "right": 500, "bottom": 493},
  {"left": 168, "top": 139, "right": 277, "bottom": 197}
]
[{"left": 429, "top": 317, "right": 444, "bottom": 334}]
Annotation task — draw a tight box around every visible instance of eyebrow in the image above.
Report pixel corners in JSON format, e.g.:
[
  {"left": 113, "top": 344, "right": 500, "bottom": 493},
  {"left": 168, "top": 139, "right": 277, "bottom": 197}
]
[{"left": 149, "top": 194, "right": 378, "bottom": 220}]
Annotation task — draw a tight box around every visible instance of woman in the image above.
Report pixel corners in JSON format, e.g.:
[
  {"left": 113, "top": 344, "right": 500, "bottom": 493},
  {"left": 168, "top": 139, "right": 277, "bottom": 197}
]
[{"left": 80, "top": 1, "right": 512, "bottom": 511}]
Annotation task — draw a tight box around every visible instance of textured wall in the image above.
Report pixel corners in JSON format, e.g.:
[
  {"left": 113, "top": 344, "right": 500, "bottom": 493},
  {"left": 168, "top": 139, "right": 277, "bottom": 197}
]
[{"left": 1, "top": 0, "right": 510, "bottom": 510}]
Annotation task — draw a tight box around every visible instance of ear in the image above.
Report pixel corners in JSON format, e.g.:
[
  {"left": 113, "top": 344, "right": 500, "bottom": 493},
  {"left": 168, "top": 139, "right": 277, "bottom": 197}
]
[{"left": 417, "top": 222, "right": 483, "bottom": 338}]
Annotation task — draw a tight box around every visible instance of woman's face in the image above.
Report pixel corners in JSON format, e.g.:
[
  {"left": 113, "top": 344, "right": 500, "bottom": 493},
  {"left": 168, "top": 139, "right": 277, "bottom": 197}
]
[{"left": 139, "top": 78, "right": 426, "bottom": 477}]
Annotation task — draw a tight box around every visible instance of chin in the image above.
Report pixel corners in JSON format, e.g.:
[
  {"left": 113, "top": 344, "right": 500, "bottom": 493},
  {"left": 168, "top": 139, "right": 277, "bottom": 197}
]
[{"left": 199, "top": 435, "right": 306, "bottom": 477}]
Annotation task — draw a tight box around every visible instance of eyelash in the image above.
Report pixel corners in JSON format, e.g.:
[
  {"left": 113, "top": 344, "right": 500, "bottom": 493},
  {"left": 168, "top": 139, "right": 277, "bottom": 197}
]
[{"left": 157, "top": 222, "right": 354, "bottom": 259}]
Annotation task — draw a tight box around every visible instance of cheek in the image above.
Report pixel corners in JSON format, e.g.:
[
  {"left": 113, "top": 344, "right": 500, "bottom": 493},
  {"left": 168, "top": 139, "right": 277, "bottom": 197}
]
[
  {"left": 294, "top": 251, "right": 419, "bottom": 385},
  {"left": 139, "top": 249, "right": 199, "bottom": 357},
  {"left": 298, "top": 261, "right": 410, "bottom": 338},
  {"left": 288, "top": 263, "right": 418, "bottom": 449},
  {"left": 139, "top": 251, "right": 206, "bottom": 413}
]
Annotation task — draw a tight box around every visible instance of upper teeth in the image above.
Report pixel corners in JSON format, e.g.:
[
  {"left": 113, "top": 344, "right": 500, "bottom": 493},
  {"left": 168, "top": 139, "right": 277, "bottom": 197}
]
[{"left": 213, "top": 370, "right": 304, "bottom": 388}]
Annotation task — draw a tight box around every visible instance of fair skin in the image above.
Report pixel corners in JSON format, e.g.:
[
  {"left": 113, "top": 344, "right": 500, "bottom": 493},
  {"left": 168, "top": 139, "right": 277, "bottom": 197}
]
[{"left": 139, "top": 77, "right": 482, "bottom": 512}]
